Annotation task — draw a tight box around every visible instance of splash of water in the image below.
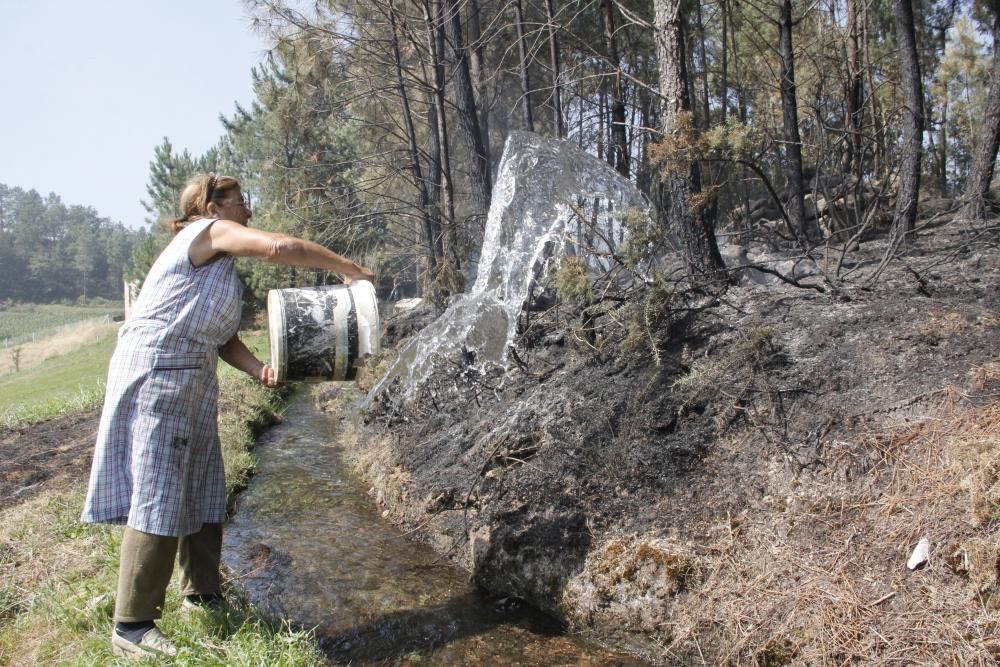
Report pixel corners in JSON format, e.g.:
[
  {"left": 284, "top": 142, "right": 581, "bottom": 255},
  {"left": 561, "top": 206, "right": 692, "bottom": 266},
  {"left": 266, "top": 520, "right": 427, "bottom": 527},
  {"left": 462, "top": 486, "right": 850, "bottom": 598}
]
[{"left": 366, "top": 131, "right": 650, "bottom": 404}]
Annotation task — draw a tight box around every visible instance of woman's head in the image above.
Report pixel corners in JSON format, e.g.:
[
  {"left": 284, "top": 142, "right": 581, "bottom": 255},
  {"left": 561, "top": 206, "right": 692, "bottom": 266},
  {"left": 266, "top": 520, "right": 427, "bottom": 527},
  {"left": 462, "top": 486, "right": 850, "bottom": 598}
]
[{"left": 164, "top": 173, "right": 251, "bottom": 234}]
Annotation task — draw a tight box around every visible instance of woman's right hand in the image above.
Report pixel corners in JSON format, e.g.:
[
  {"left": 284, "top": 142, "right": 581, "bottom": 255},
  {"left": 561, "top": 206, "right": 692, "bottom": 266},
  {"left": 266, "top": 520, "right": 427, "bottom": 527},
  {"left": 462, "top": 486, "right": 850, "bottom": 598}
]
[{"left": 259, "top": 363, "right": 280, "bottom": 388}]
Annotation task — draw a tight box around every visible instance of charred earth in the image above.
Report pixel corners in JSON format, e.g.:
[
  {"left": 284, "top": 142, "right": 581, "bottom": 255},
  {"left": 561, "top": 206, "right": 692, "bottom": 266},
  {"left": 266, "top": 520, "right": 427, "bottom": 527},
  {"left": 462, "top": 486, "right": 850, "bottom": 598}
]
[{"left": 338, "top": 211, "right": 1000, "bottom": 664}]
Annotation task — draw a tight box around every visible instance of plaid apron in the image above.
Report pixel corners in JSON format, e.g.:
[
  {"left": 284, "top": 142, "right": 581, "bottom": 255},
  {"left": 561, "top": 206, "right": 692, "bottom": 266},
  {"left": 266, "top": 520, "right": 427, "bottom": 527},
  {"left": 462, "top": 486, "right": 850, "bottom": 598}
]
[{"left": 82, "top": 218, "right": 242, "bottom": 537}]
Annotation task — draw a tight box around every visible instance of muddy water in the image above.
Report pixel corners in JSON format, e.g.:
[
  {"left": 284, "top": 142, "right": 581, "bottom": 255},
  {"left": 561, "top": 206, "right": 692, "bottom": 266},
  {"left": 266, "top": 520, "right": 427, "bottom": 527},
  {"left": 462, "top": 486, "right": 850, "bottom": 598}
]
[{"left": 223, "top": 393, "right": 647, "bottom": 666}]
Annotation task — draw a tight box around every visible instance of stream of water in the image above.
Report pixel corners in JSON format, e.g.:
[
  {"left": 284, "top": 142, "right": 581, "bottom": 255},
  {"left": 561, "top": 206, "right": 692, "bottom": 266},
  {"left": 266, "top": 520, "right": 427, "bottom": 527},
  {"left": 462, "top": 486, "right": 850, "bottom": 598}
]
[
  {"left": 366, "top": 132, "right": 652, "bottom": 405},
  {"left": 223, "top": 393, "right": 648, "bottom": 666}
]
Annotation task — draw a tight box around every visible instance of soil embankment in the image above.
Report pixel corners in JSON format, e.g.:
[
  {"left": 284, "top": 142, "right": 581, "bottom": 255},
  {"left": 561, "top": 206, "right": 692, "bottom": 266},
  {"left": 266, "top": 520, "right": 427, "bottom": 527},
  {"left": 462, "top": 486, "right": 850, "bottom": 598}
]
[{"left": 344, "top": 217, "right": 1000, "bottom": 664}]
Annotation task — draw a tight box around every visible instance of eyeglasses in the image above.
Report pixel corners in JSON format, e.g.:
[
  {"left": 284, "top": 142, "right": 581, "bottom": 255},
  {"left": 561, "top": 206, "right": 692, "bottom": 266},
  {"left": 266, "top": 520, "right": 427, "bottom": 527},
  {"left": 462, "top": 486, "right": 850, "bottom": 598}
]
[{"left": 225, "top": 195, "right": 251, "bottom": 210}]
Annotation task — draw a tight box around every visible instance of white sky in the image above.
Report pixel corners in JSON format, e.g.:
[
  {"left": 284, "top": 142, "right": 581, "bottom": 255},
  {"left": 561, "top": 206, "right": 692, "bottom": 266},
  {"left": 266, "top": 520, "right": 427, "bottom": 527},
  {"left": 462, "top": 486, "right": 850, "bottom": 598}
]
[{"left": 0, "top": 1, "right": 269, "bottom": 229}]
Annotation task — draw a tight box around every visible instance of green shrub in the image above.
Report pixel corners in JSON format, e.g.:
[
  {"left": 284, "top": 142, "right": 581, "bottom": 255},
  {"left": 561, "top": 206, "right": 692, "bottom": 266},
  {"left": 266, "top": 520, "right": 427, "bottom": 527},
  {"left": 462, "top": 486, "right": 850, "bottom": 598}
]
[{"left": 554, "top": 256, "right": 592, "bottom": 305}]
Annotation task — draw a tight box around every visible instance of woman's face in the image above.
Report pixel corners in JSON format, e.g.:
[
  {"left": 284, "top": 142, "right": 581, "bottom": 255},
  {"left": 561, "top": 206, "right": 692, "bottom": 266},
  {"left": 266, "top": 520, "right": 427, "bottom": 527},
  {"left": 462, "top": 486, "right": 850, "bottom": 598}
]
[{"left": 216, "top": 189, "right": 252, "bottom": 226}]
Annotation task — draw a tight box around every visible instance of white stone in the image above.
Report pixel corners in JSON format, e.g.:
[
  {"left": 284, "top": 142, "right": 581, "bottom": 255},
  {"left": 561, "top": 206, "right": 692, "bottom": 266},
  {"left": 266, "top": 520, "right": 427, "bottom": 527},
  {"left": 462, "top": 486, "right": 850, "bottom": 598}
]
[{"left": 907, "top": 537, "right": 930, "bottom": 570}]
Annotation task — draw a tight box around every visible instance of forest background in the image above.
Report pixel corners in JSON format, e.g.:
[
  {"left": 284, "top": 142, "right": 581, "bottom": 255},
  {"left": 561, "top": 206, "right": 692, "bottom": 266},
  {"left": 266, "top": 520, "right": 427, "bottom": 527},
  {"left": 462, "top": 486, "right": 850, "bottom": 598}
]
[
  {"left": 2, "top": 1, "right": 999, "bottom": 662},
  {"left": 1, "top": 0, "right": 999, "bottom": 305}
]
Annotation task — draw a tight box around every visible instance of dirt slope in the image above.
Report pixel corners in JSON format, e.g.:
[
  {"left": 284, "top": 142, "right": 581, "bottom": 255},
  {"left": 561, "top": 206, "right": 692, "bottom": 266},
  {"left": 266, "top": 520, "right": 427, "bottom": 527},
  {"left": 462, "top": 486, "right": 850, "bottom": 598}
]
[{"left": 344, "top": 217, "right": 1000, "bottom": 664}]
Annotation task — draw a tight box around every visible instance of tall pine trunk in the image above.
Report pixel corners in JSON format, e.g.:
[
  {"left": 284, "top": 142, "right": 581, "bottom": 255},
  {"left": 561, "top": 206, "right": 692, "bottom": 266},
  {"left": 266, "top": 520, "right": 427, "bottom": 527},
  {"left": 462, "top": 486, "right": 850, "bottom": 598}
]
[
  {"left": 466, "top": 0, "right": 491, "bottom": 171},
  {"left": 653, "top": 0, "right": 727, "bottom": 284},
  {"left": 961, "top": 7, "right": 1000, "bottom": 221},
  {"left": 513, "top": 0, "right": 534, "bottom": 132},
  {"left": 863, "top": 4, "right": 886, "bottom": 179},
  {"left": 935, "top": 23, "right": 949, "bottom": 195},
  {"left": 891, "top": 0, "right": 923, "bottom": 240},
  {"left": 544, "top": 0, "right": 564, "bottom": 138},
  {"left": 844, "top": 0, "right": 864, "bottom": 180},
  {"left": 442, "top": 0, "right": 492, "bottom": 224},
  {"left": 778, "top": 0, "right": 813, "bottom": 244},
  {"left": 425, "top": 98, "right": 445, "bottom": 260},
  {"left": 388, "top": 4, "right": 441, "bottom": 272},
  {"left": 422, "top": 0, "right": 460, "bottom": 292},
  {"left": 720, "top": 0, "right": 729, "bottom": 124},
  {"left": 695, "top": 0, "right": 711, "bottom": 128},
  {"left": 430, "top": 0, "right": 455, "bottom": 236},
  {"left": 601, "top": 0, "right": 628, "bottom": 176}
]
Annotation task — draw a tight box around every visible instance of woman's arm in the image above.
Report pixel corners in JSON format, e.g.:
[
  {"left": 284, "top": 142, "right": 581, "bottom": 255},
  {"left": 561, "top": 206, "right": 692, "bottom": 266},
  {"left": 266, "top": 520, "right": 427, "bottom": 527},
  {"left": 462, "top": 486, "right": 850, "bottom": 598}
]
[
  {"left": 192, "top": 219, "right": 375, "bottom": 282},
  {"left": 218, "top": 334, "right": 278, "bottom": 387}
]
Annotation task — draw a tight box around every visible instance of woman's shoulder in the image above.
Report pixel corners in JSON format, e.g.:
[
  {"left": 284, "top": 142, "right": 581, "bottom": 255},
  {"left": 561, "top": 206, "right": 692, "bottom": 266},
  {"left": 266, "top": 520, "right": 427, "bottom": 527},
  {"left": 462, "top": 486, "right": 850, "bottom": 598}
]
[{"left": 182, "top": 217, "right": 219, "bottom": 237}]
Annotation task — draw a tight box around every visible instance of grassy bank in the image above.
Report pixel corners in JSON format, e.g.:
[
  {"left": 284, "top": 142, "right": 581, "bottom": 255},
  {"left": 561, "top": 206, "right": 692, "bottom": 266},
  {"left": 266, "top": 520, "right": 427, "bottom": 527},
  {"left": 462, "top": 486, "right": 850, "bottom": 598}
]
[
  {"left": 0, "top": 332, "right": 327, "bottom": 666},
  {"left": 0, "top": 333, "right": 115, "bottom": 429}
]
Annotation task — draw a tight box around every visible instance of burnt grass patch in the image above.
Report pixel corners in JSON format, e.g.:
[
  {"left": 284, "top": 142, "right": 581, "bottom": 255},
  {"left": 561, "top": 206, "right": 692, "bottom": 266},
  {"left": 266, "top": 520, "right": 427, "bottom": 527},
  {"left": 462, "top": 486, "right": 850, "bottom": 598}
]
[
  {"left": 340, "top": 216, "right": 1000, "bottom": 664},
  {"left": 0, "top": 408, "right": 100, "bottom": 511}
]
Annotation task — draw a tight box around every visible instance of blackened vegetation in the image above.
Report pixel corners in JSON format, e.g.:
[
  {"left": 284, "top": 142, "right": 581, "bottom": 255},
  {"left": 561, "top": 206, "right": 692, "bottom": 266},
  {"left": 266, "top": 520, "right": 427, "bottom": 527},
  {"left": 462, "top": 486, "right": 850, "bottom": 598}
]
[
  {"left": 357, "top": 215, "right": 1000, "bottom": 661},
  {"left": 0, "top": 409, "right": 99, "bottom": 510}
]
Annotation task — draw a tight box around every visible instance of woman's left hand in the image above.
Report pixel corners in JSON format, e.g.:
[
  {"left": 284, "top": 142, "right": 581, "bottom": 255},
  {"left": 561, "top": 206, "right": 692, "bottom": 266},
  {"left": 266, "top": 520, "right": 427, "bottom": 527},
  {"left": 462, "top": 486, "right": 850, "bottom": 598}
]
[{"left": 259, "top": 363, "right": 280, "bottom": 388}]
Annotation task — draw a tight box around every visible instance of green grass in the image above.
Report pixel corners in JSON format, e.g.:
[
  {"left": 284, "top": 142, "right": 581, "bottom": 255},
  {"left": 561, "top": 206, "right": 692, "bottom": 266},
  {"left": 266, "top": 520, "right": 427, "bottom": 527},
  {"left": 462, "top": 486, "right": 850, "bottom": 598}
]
[
  {"left": 0, "top": 331, "right": 320, "bottom": 666},
  {"left": 0, "top": 490, "right": 323, "bottom": 666},
  {"left": 0, "top": 327, "right": 276, "bottom": 431},
  {"left": 0, "top": 304, "right": 122, "bottom": 347},
  {"left": 0, "top": 334, "right": 116, "bottom": 428}
]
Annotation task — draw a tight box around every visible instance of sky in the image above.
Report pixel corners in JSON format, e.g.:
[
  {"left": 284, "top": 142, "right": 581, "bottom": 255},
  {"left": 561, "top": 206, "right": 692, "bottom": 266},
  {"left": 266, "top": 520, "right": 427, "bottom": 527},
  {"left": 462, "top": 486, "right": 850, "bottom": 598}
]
[{"left": 0, "top": 1, "right": 270, "bottom": 229}]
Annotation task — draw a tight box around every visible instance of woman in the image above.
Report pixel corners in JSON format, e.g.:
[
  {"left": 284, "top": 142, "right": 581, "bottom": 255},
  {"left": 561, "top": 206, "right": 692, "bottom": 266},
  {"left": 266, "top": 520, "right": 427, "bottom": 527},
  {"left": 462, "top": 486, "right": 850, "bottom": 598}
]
[{"left": 81, "top": 174, "right": 374, "bottom": 658}]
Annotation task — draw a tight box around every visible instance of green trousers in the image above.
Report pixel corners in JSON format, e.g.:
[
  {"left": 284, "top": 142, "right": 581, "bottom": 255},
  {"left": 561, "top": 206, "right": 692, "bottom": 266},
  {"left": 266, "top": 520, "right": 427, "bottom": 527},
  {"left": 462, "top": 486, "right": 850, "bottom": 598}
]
[{"left": 114, "top": 523, "right": 222, "bottom": 622}]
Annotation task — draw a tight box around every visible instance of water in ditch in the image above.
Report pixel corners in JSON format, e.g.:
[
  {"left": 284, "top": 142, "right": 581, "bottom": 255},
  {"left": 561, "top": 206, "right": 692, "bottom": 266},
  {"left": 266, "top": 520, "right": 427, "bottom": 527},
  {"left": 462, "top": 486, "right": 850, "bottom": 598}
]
[{"left": 223, "top": 393, "right": 648, "bottom": 666}]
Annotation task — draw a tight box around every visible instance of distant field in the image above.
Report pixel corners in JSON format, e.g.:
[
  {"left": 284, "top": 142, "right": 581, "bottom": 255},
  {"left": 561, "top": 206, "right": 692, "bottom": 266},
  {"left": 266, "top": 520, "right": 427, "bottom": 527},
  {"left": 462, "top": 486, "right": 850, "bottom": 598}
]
[
  {"left": 0, "top": 329, "right": 272, "bottom": 428},
  {"left": 0, "top": 303, "right": 122, "bottom": 347},
  {"left": 0, "top": 318, "right": 120, "bottom": 376},
  {"left": 0, "top": 333, "right": 116, "bottom": 427}
]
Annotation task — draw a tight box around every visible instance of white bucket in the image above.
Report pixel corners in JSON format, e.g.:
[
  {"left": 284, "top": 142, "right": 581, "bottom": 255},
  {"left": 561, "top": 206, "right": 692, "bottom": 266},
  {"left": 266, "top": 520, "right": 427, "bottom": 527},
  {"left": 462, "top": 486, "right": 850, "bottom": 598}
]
[{"left": 267, "top": 281, "right": 381, "bottom": 382}]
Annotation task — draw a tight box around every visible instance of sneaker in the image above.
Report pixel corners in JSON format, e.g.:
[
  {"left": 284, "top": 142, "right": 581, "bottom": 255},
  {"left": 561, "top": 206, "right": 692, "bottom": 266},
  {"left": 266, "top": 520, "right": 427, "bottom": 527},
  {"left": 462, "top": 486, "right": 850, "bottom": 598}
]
[
  {"left": 111, "top": 626, "right": 178, "bottom": 658},
  {"left": 181, "top": 592, "right": 226, "bottom": 612}
]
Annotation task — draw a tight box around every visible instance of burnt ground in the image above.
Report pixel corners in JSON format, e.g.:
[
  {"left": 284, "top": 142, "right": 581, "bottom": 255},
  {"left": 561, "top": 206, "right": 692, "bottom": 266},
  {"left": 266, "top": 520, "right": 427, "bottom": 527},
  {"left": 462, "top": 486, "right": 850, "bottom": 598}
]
[
  {"left": 340, "top": 212, "right": 1000, "bottom": 664},
  {"left": 0, "top": 409, "right": 98, "bottom": 511}
]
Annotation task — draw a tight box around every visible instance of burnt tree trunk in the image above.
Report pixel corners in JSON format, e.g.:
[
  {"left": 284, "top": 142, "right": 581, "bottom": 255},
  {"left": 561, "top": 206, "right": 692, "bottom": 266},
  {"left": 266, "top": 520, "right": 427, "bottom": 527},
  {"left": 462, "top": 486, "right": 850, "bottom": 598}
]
[
  {"left": 544, "top": 0, "right": 564, "bottom": 138},
  {"left": 720, "top": 0, "right": 729, "bottom": 124},
  {"left": 695, "top": 0, "right": 711, "bottom": 128},
  {"left": 726, "top": 0, "right": 747, "bottom": 123},
  {"left": 863, "top": 3, "right": 885, "bottom": 179},
  {"left": 844, "top": 0, "right": 864, "bottom": 179},
  {"left": 653, "top": 0, "right": 727, "bottom": 284},
  {"left": 513, "top": 0, "right": 534, "bottom": 132},
  {"left": 636, "top": 73, "right": 654, "bottom": 194},
  {"left": 425, "top": 97, "right": 445, "bottom": 259},
  {"left": 601, "top": 0, "right": 628, "bottom": 176},
  {"left": 936, "top": 83, "right": 950, "bottom": 198},
  {"left": 442, "top": 0, "right": 492, "bottom": 224},
  {"left": 892, "top": 0, "right": 924, "bottom": 240},
  {"left": 961, "top": 5, "right": 1000, "bottom": 221},
  {"left": 389, "top": 5, "right": 441, "bottom": 269},
  {"left": 935, "top": 22, "right": 949, "bottom": 195},
  {"left": 466, "top": 0, "right": 491, "bottom": 171},
  {"left": 598, "top": 87, "right": 608, "bottom": 164},
  {"left": 778, "top": 0, "right": 813, "bottom": 245},
  {"left": 429, "top": 0, "right": 457, "bottom": 253}
]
